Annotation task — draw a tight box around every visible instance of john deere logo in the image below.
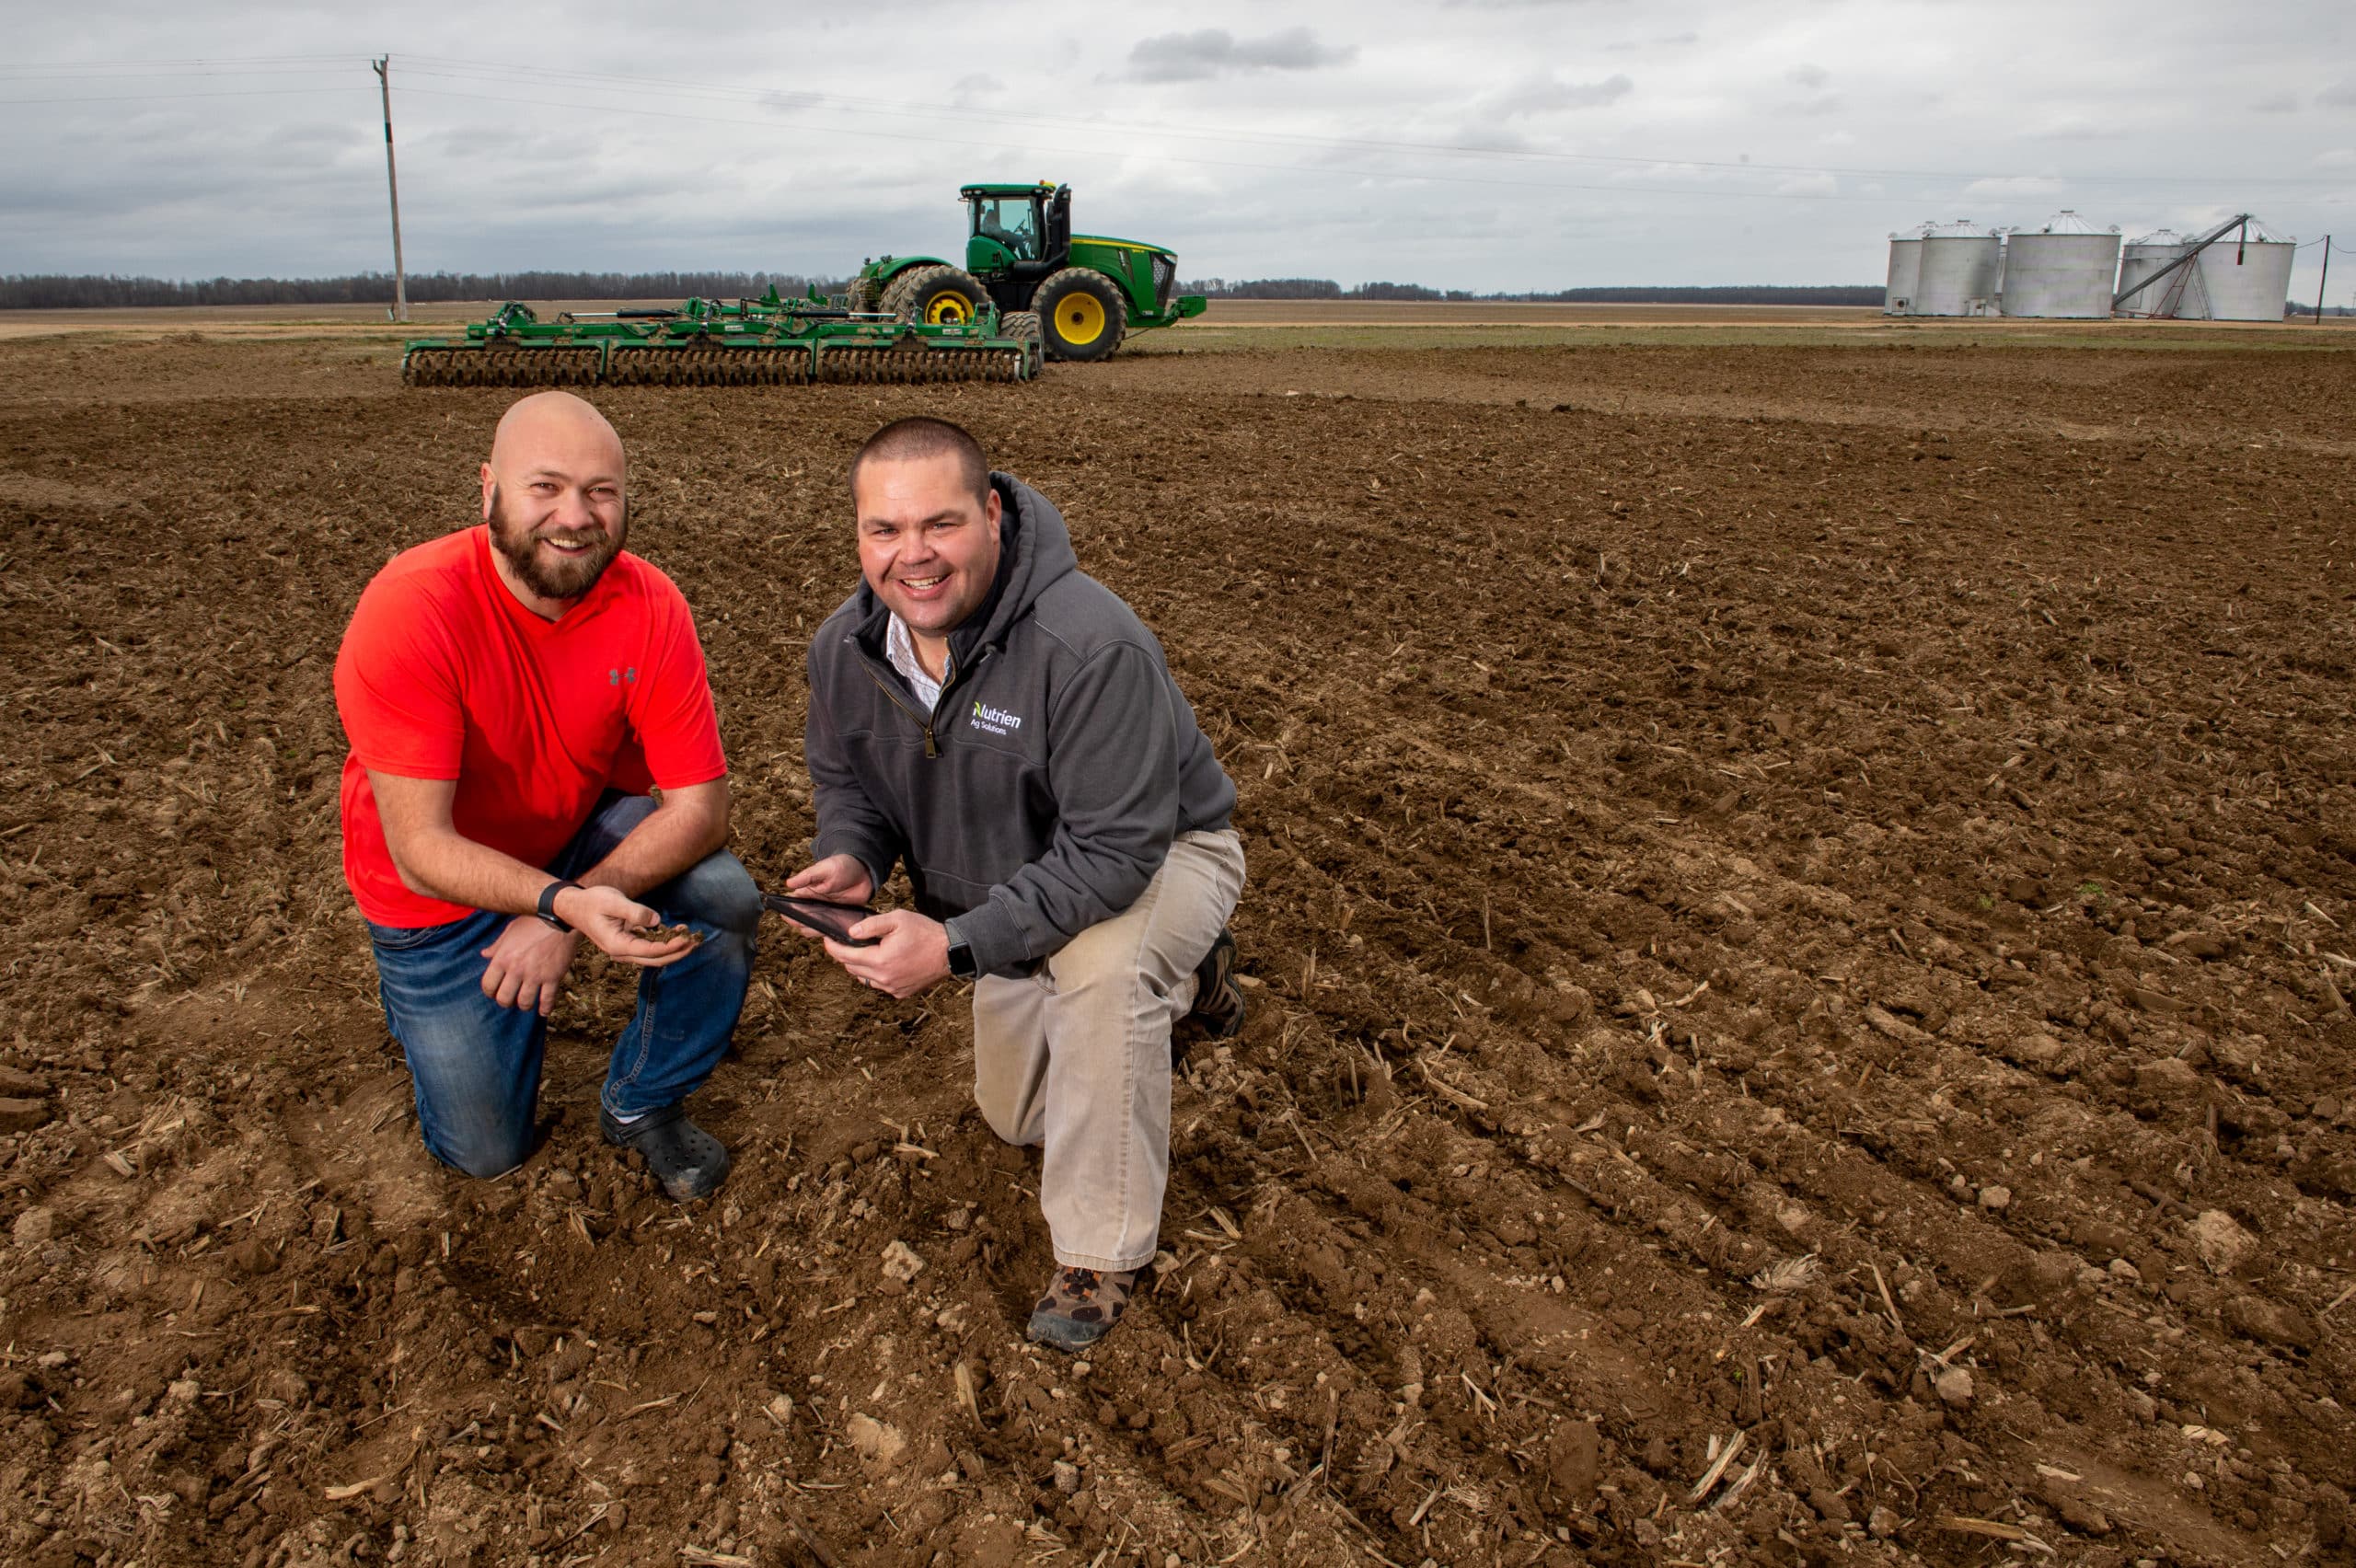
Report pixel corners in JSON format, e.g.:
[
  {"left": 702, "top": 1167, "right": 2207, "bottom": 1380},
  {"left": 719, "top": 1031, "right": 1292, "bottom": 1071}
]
[{"left": 971, "top": 700, "right": 1023, "bottom": 736}]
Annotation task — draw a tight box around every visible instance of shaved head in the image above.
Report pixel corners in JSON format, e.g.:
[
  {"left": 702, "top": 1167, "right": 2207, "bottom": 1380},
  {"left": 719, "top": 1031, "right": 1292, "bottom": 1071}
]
[
  {"left": 489, "top": 390, "right": 626, "bottom": 482},
  {"left": 479, "top": 392, "right": 630, "bottom": 614}
]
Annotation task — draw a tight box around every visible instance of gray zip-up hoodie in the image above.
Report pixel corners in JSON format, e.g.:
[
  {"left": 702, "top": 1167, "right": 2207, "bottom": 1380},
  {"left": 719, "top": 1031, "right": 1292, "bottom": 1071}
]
[{"left": 805, "top": 474, "right": 1236, "bottom": 978}]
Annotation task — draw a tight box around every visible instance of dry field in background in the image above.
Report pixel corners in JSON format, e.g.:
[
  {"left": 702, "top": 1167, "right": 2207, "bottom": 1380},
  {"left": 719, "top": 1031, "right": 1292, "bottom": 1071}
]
[{"left": 2, "top": 319, "right": 2354, "bottom": 1567}]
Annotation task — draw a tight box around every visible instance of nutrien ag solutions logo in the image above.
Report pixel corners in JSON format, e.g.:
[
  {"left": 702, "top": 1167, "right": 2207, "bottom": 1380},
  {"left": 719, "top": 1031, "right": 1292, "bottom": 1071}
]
[{"left": 971, "top": 699, "right": 1024, "bottom": 737}]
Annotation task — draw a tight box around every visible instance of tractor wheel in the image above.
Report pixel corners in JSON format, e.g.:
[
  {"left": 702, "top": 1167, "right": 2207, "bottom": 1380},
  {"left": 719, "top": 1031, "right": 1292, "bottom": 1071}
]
[
  {"left": 1000, "top": 310, "right": 1044, "bottom": 348},
  {"left": 1034, "top": 269, "right": 1127, "bottom": 363},
  {"left": 881, "top": 264, "right": 990, "bottom": 328},
  {"left": 845, "top": 275, "right": 882, "bottom": 315}
]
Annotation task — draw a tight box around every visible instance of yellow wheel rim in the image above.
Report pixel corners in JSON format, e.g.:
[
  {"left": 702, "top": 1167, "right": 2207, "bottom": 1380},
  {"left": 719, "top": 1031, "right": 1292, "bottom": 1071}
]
[
  {"left": 924, "top": 293, "right": 973, "bottom": 325},
  {"left": 1056, "top": 292, "right": 1106, "bottom": 344}
]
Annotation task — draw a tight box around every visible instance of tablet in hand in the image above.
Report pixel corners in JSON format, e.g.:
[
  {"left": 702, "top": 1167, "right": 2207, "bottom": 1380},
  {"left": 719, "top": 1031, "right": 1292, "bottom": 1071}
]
[{"left": 761, "top": 893, "right": 880, "bottom": 948}]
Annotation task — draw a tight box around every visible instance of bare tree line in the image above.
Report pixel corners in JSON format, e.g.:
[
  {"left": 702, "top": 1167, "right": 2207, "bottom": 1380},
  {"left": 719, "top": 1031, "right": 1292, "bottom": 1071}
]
[
  {"left": 3, "top": 271, "right": 1889, "bottom": 312},
  {"left": 1181, "top": 279, "right": 1884, "bottom": 305},
  {"left": 0, "top": 271, "right": 845, "bottom": 311}
]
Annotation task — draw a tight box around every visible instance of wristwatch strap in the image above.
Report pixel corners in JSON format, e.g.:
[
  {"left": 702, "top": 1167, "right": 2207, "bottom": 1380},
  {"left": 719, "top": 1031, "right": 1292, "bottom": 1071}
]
[
  {"left": 944, "top": 920, "right": 977, "bottom": 979},
  {"left": 537, "top": 879, "right": 582, "bottom": 931}
]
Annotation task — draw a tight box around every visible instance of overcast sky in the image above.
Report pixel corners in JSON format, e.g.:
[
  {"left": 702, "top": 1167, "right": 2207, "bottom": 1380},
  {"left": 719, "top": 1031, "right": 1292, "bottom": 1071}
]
[{"left": 4, "top": 0, "right": 2351, "bottom": 298}]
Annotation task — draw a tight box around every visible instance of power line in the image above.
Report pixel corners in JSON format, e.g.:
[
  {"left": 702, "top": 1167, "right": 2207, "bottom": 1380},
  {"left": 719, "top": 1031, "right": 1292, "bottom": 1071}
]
[
  {"left": 0, "top": 53, "right": 358, "bottom": 73},
  {"left": 0, "top": 88, "right": 364, "bottom": 105},
  {"left": 0, "top": 63, "right": 356, "bottom": 82}
]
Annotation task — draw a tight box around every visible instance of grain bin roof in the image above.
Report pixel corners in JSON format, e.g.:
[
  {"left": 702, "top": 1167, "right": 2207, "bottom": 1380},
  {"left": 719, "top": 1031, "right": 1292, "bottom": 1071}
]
[{"left": 2027, "top": 210, "right": 2116, "bottom": 235}]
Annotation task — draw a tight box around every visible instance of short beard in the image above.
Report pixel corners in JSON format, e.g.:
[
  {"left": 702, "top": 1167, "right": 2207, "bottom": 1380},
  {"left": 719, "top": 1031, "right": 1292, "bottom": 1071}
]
[{"left": 487, "top": 485, "right": 627, "bottom": 603}]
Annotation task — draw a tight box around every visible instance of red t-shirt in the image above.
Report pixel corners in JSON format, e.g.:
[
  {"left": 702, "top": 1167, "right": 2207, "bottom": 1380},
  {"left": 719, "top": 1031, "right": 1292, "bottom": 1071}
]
[{"left": 335, "top": 525, "right": 728, "bottom": 928}]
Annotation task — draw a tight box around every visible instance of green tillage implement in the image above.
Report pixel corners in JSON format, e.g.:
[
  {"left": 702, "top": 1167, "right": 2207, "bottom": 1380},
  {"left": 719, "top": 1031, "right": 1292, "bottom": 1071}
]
[{"left": 401, "top": 294, "right": 1043, "bottom": 388}]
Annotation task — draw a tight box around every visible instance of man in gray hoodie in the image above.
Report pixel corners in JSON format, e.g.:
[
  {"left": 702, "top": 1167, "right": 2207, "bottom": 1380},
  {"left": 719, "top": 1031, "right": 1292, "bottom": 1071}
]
[{"left": 787, "top": 415, "right": 1245, "bottom": 1350}]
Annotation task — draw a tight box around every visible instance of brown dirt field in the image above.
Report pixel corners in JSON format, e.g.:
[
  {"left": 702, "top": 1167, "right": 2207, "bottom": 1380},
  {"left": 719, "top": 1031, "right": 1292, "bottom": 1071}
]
[{"left": 3, "top": 329, "right": 2355, "bottom": 1568}]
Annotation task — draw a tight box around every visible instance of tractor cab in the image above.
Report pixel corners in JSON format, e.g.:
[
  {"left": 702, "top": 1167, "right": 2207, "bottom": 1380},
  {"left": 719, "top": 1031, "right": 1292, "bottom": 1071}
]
[{"left": 963, "top": 182, "right": 1072, "bottom": 302}]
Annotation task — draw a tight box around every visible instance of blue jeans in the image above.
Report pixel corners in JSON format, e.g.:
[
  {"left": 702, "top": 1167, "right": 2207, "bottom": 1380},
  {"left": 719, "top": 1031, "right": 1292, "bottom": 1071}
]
[{"left": 366, "top": 792, "right": 761, "bottom": 1178}]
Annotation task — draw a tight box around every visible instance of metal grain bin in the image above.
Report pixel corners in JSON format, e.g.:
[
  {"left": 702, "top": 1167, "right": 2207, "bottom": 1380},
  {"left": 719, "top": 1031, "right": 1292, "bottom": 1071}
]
[
  {"left": 1911, "top": 221, "right": 2001, "bottom": 317},
  {"left": 2189, "top": 219, "right": 2296, "bottom": 321},
  {"left": 1885, "top": 225, "right": 1928, "bottom": 315},
  {"left": 1999, "top": 211, "right": 2121, "bottom": 318},
  {"left": 2116, "top": 229, "right": 2193, "bottom": 317}
]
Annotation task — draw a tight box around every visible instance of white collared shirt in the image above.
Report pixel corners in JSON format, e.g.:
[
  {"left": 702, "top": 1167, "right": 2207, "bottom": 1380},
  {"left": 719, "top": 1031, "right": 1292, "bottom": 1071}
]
[{"left": 885, "top": 614, "right": 945, "bottom": 714}]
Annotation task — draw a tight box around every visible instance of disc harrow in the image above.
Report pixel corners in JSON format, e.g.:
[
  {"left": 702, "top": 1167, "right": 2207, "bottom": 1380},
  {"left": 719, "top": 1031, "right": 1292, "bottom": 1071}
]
[
  {"left": 814, "top": 345, "right": 1030, "bottom": 385},
  {"left": 400, "top": 294, "right": 1041, "bottom": 389},
  {"left": 402, "top": 346, "right": 604, "bottom": 388}
]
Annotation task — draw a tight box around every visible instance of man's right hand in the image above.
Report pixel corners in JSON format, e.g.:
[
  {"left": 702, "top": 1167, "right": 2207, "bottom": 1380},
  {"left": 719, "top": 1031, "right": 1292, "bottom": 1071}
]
[
  {"left": 785, "top": 853, "right": 874, "bottom": 906},
  {"left": 554, "top": 883, "right": 699, "bottom": 967}
]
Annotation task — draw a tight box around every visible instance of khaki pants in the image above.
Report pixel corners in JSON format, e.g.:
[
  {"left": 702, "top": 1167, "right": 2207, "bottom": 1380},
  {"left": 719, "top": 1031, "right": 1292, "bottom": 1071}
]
[{"left": 972, "top": 829, "right": 1246, "bottom": 1271}]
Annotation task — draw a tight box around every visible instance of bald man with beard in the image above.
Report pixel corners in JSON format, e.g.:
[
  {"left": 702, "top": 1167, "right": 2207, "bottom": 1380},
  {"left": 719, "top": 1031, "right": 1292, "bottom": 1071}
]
[{"left": 333, "top": 391, "right": 758, "bottom": 1199}]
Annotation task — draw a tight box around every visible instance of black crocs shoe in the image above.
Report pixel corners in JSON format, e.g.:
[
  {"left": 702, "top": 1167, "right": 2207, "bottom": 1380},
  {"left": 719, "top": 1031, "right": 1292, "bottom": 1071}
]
[{"left": 600, "top": 1102, "right": 730, "bottom": 1201}]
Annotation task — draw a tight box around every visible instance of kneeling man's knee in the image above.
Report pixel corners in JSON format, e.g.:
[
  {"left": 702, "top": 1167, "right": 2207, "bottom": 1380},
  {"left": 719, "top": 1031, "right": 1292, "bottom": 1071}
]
[
  {"left": 976, "top": 1090, "right": 1031, "bottom": 1147},
  {"left": 1045, "top": 918, "right": 1138, "bottom": 997},
  {"left": 674, "top": 850, "right": 763, "bottom": 937},
  {"left": 423, "top": 1121, "right": 533, "bottom": 1180}
]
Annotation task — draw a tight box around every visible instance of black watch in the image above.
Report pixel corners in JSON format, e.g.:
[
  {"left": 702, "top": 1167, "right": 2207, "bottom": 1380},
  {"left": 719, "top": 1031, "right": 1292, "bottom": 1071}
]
[
  {"left": 537, "top": 879, "right": 582, "bottom": 931},
  {"left": 945, "top": 929, "right": 977, "bottom": 980}
]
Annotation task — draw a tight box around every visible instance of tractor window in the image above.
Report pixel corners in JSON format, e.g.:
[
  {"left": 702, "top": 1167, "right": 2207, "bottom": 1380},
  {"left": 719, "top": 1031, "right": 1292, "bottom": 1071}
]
[{"left": 973, "top": 197, "right": 1039, "bottom": 261}]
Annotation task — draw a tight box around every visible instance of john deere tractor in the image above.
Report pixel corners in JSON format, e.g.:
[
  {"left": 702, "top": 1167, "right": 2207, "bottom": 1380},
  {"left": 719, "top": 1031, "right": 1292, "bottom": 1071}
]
[{"left": 850, "top": 183, "right": 1207, "bottom": 363}]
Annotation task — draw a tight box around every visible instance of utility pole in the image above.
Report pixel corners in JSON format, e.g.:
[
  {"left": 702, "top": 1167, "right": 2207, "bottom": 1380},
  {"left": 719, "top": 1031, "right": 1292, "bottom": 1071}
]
[
  {"left": 2318, "top": 236, "right": 2333, "bottom": 325},
  {"left": 372, "top": 55, "right": 409, "bottom": 324}
]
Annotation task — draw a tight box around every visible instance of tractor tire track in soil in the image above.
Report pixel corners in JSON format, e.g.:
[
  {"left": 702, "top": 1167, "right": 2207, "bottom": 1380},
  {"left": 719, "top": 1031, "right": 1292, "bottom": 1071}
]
[{"left": 1, "top": 332, "right": 2353, "bottom": 1566}]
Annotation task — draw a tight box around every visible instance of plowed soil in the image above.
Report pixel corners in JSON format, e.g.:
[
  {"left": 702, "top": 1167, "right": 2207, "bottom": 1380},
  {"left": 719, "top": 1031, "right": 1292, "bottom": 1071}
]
[{"left": 4, "top": 328, "right": 2355, "bottom": 1568}]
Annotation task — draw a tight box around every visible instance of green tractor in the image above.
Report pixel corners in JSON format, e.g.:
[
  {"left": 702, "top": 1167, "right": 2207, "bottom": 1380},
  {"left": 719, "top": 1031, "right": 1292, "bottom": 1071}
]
[{"left": 850, "top": 182, "right": 1207, "bottom": 363}]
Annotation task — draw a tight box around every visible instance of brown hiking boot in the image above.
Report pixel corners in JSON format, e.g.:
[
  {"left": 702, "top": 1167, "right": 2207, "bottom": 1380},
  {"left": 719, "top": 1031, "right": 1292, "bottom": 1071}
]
[
  {"left": 1174, "top": 928, "right": 1244, "bottom": 1062},
  {"left": 1027, "top": 1264, "right": 1147, "bottom": 1352}
]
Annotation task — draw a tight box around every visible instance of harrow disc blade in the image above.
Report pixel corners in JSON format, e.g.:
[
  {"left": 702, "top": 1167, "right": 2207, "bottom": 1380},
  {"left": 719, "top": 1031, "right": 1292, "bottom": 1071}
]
[
  {"left": 406, "top": 329, "right": 1028, "bottom": 390},
  {"left": 401, "top": 346, "right": 604, "bottom": 388},
  {"left": 813, "top": 345, "right": 1018, "bottom": 386}
]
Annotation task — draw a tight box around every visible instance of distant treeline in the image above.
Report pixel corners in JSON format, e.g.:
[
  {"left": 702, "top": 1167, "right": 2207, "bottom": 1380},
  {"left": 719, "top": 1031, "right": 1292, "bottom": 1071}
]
[
  {"left": 0, "top": 271, "right": 845, "bottom": 310},
  {"left": 45, "top": 271, "right": 2309, "bottom": 313},
  {"left": 1182, "top": 278, "right": 1885, "bottom": 306}
]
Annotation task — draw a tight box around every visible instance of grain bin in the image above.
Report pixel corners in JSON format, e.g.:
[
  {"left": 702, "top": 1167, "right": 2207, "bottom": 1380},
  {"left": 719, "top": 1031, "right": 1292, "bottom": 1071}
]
[
  {"left": 1999, "top": 211, "right": 2120, "bottom": 318},
  {"left": 2116, "top": 229, "right": 2194, "bottom": 317},
  {"left": 2189, "top": 218, "right": 2295, "bottom": 320},
  {"left": 1911, "top": 221, "right": 2001, "bottom": 316},
  {"left": 1885, "top": 225, "right": 1927, "bottom": 315}
]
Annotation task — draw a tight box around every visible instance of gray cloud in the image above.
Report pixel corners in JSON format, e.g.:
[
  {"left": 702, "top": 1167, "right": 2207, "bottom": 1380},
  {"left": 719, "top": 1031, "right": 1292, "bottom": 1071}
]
[
  {"left": 1123, "top": 28, "right": 1356, "bottom": 84},
  {"left": 1787, "top": 63, "right": 1831, "bottom": 89},
  {"left": 1481, "top": 72, "right": 1634, "bottom": 118},
  {"left": 0, "top": 0, "right": 2348, "bottom": 298}
]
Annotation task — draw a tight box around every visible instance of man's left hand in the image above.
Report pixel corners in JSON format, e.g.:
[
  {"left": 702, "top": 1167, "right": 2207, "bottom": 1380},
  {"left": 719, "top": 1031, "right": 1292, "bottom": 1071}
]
[
  {"left": 825, "top": 910, "right": 951, "bottom": 999},
  {"left": 481, "top": 915, "right": 583, "bottom": 1015}
]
